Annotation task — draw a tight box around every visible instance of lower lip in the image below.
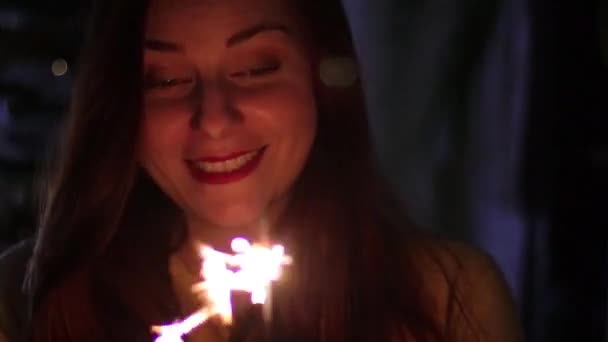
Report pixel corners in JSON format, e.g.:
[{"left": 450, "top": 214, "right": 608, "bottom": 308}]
[{"left": 187, "top": 147, "right": 266, "bottom": 185}]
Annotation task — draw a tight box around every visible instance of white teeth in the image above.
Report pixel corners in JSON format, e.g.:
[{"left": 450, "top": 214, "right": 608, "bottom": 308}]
[{"left": 194, "top": 149, "right": 260, "bottom": 173}]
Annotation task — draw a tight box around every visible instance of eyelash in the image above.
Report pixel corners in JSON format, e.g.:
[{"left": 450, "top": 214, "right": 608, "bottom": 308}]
[
  {"left": 143, "top": 61, "right": 281, "bottom": 93},
  {"left": 144, "top": 77, "right": 194, "bottom": 89},
  {"left": 229, "top": 62, "right": 281, "bottom": 78}
]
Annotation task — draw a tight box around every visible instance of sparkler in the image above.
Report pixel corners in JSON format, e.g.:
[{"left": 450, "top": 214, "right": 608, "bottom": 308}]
[{"left": 151, "top": 237, "right": 292, "bottom": 341}]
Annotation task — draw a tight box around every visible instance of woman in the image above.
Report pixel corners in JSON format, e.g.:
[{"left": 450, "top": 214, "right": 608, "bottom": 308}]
[{"left": 0, "top": 0, "right": 523, "bottom": 341}]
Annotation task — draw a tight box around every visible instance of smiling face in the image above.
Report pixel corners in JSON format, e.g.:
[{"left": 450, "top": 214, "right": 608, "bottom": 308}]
[{"left": 139, "top": 0, "right": 317, "bottom": 233}]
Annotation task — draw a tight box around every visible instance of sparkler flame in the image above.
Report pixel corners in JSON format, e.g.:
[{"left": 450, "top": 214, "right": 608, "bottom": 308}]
[{"left": 151, "top": 237, "right": 292, "bottom": 341}]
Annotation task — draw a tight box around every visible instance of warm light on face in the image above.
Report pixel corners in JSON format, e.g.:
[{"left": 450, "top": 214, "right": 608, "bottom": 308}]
[
  {"left": 151, "top": 237, "right": 292, "bottom": 341},
  {"left": 140, "top": 0, "right": 317, "bottom": 233}
]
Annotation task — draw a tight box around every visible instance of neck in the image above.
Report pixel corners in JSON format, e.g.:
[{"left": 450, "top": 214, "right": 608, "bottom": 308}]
[{"left": 175, "top": 199, "right": 289, "bottom": 274}]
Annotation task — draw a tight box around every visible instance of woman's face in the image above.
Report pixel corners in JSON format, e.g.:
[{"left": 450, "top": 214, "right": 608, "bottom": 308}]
[{"left": 139, "top": 0, "right": 317, "bottom": 230}]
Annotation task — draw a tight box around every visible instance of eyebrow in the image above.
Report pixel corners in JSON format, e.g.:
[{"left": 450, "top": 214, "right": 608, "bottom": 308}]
[
  {"left": 144, "top": 23, "right": 289, "bottom": 53},
  {"left": 226, "top": 23, "right": 290, "bottom": 47},
  {"left": 144, "top": 39, "right": 182, "bottom": 52}
]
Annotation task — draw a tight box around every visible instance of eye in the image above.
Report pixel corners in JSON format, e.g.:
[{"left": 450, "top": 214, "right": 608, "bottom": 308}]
[
  {"left": 229, "top": 62, "right": 281, "bottom": 78},
  {"left": 144, "top": 77, "right": 194, "bottom": 90},
  {"left": 144, "top": 77, "right": 195, "bottom": 100},
  {"left": 143, "top": 66, "right": 196, "bottom": 100}
]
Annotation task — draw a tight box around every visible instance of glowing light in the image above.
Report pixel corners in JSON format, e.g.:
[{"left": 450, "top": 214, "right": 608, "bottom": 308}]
[
  {"left": 51, "top": 58, "right": 68, "bottom": 77},
  {"left": 231, "top": 237, "right": 251, "bottom": 254},
  {"left": 151, "top": 237, "right": 292, "bottom": 341},
  {"left": 319, "top": 56, "right": 358, "bottom": 88},
  {"left": 151, "top": 310, "right": 210, "bottom": 342}
]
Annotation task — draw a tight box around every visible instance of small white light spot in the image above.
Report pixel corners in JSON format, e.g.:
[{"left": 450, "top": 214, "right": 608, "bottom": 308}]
[
  {"left": 231, "top": 237, "right": 251, "bottom": 253},
  {"left": 51, "top": 58, "right": 68, "bottom": 77}
]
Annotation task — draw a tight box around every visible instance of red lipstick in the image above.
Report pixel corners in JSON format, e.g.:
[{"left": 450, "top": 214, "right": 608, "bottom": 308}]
[{"left": 187, "top": 146, "right": 266, "bottom": 185}]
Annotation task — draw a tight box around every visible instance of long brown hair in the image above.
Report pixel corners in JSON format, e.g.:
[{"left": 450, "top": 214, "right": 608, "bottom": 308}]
[{"left": 26, "top": 1, "right": 453, "bottom": 341}]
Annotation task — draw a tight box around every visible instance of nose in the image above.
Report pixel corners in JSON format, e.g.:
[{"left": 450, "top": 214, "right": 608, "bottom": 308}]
[{"left": 191, "top": 82, "right": 241, "bottom": 138}]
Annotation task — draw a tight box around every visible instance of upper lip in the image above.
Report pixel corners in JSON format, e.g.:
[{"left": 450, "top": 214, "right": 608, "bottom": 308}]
[{"left": 188, "top": 146, "right": 265, "bottom": 162}]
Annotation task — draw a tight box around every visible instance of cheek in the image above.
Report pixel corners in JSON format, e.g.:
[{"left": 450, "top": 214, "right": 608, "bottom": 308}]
[
  {"left": 235, "top": 81, "right": 317, "bottom": 136},
  {"left": 138, "top": 104, "right": 192, "bottom": 162},
  {"left": 235, "top": 82, "right": 317, "bottom": 193}
]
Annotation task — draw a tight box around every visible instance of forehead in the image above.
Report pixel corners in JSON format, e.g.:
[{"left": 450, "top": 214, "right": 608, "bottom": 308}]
[{"left": 145, "top": 0, "right": 298, "bottom": 39}]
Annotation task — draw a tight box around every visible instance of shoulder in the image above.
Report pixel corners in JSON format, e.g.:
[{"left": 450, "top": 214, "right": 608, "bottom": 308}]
[
  {"left": 0, "top": 239, "right": 34, "bottom": 341},
  {"left": 409, "top": 236, "right": 524, "bottom": 342}
]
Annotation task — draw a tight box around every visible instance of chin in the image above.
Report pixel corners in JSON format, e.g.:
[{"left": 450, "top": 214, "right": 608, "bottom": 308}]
[{"left": 200, "top": 204, "right": 264, "bottom": 230}]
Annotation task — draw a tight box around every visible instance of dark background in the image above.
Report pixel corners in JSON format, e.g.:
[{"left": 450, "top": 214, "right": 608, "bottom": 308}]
[{"left": 1, "top": 0, "right": 606, "bottom": 341}]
